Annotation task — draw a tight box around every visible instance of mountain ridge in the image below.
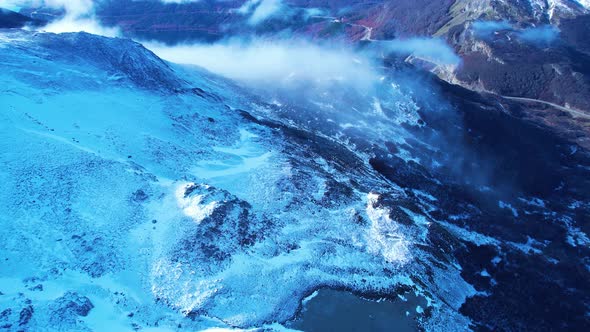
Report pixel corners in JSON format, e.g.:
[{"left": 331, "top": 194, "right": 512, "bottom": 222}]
[{"left": 1, "top": 4, "right": 590, "bottom": 331}]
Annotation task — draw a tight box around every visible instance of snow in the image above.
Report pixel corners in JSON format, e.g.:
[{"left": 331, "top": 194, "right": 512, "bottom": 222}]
[
  {"left": 499, "top": 200, "right": 519, "bottom": 217},
  {"left": 508, "top": 237, "right": 544, "bottom": 255},
  {"left": 518, "top": 197, "right": 546, "bottom": 208},
  {"left": 559, "top": 215, "right": 590, "bottom": 247},
  {"left": 413, "top": 190, "right": 438, "bottom": 202},
  {"left": 366, "top": 193, "right": 412, "bottom": 264},
  {"left": 175, "top": 183, "right": 219, "bottom": 223},
  {"left": 301, "top": 290, "right": 319, "bottom": 306},
  {"left": 0, "top": 30, "right": 435, "bottom": 330},
  {"left": 491, "top": 256, "right": 502, "bottom": 265},
  {"left": 437, "top": 220, "right": 501, "bottom": 247},
  {"left": 0, "top": 29, "right": 521, "bottom": 331}
]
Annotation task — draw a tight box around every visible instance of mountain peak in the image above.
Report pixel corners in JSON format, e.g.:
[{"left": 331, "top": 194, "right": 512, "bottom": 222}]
[{"left": 1, "top": 29, "right": 185, "bottom": 91}]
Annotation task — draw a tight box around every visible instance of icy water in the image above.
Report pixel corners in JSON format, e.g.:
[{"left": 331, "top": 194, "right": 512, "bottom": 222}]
[{"left": 289, "top": 289, "right": 427, "bottom": 331}]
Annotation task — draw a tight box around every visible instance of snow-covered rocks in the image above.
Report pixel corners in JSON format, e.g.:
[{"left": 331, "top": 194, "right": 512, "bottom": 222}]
[{"left": 5, "top": 27, "right": 584, "bottom": 331}]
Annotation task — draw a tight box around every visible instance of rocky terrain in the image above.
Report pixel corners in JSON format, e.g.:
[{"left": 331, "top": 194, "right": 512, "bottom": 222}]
[
  {"left": 71, "top": 0, "right": 590, "bottom": 149},
  {"left": 1, "top": 1, "right": 590, "bottom": 331}
]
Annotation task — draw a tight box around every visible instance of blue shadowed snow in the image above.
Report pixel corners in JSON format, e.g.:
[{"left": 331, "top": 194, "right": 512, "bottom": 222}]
[{"left": 0, "top": 30, "right": 478, "bottom": 331}]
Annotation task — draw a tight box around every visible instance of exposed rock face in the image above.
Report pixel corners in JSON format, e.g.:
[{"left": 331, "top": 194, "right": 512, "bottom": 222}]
[
  {"left": 170, "top": 183, "right": 270, "bottom": 269},
  {"left": 437, "top": 14, "right": 590, "bottom": 149},
  {"left": 39, "top": 0, "right": 587, "bottom": 149},
  {"left": 49, "top": 292, "right": 94, "bottom": 327}
]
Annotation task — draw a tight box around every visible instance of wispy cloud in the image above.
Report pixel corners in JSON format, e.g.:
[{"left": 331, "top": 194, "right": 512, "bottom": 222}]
[
  {"left": 6, "top": 0, "right": 119, "bottom": 37},
  {"left": 376, "top": 38, "right": 461, "bottom": 66},
  {"left": 518, "top": 25, "right": 560, "bottom": 45},
  {"left": 2, "top": 0, "right": 93, "bottom": 16},
  {"left": 42, "top": 17, "right": 119, "bottom": 37},
  {"left": 237, "top": 0, "right": 285, "bottom": 25},
  {"left": 145, "top": 38, "right": 379, "bottom": 90},
  {"left": 471, "top": 21, "right": 560, "bottom": 46},
  {"left": 472, "top": 20, "right": 513, "bottom": 37}
]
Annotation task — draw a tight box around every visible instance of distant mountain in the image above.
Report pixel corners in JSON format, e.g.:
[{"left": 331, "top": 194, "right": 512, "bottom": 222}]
[
  {"left": 52, "top": 0, "right": 588, "bottom": 148},
  {"left": 0, "top": 7, "right": 44, "bottom": 28}
]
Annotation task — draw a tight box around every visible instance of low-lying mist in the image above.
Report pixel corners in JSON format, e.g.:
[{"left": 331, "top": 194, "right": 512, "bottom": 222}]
[
  {"left": 8, "top": 0, "right": 120, "bottom": 36},
  {"left": 145, "top": 38, "right": 379, "bottom": 91},
  {"left": 145, "top": 36, "right": 461, "bottom": 91},
  {"left": 471, "top": 20, "right": 560, "bottom": 46}
]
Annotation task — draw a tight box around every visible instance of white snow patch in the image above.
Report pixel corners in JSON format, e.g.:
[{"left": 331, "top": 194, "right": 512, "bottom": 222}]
[
  {"left": 366, "top": 193, "right": 412, "bottom": 264},
  {"left": 559, "top": 215, "right": 590, "bottom": 247},
  {"left": 413, "top": 190, "right": 438, "bottom": 202},
  {"left": 175, "top": 183, "right": 218, "bottom": 223},
  {"left": 491, "top": 256, "right": 502, "bottom": 266},
  {"left": 301, "top": 290, "right": 319, "bottom": 306},
  {"left": 518, "top": 197, "right": 545, "bottom": 208},
  {"left": 499, "top": 200, "right": 519, "bottom": 217}
]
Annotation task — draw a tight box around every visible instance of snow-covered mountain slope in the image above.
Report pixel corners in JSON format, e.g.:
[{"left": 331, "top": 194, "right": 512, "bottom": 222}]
[
  {"left": 1, "top": 29, "right": 589, "bottom": 331},
  {"left": 0, "top": 30, "right": 475, "bottom": 330}
]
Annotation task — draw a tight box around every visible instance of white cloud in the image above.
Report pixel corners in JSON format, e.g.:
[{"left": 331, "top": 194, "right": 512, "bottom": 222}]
[
  {"left": 42, "top": 16, "right": 119, "bottom": 37},
  {"left": 518, "top": 25, "right": 560, "bottom": 45},
  {"left": 145, "top": 38, "right": 379, "bottom": 90},
  {"left": 237, "top": 0, "right": 260, "bottom": 14},
  {"left": 4, "top": 0, "right": 119, "bottom": 37},
  {"left": 44, "top": 0, "right": 94, "bottom": 16},
  {"left": 0, "top": 0, "right": 93, "bottom": 15},
  {"left": 143, "top": 35, "right": 461, "bottom": 93},
  {"left": 377, "top": 38, "right": 461, "bottom": 66},
  {"left": 237, "top": 0, "right": 284, "bottom": 25},
  {"left": 248, "top": 0, "right": 282, "bottom": 25}
]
